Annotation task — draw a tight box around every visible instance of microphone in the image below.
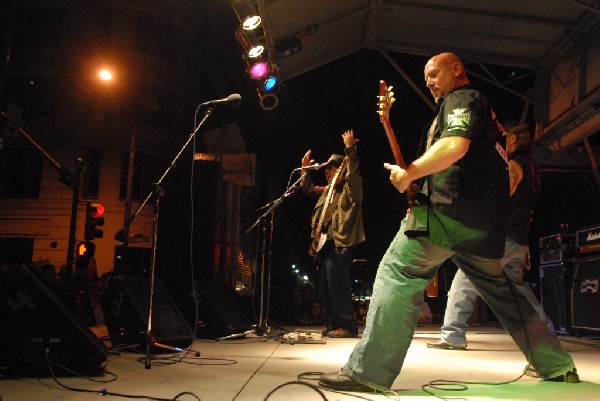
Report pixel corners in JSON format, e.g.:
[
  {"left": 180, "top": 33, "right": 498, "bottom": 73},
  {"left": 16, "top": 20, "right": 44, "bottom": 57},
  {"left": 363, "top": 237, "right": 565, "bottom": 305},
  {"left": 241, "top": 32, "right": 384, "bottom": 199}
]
[
  {"left": 200, "top": 93, "right": 242, "bottom": 107},
  {"left": 294, "top": 163, "right": 321, "bottom": 171}
]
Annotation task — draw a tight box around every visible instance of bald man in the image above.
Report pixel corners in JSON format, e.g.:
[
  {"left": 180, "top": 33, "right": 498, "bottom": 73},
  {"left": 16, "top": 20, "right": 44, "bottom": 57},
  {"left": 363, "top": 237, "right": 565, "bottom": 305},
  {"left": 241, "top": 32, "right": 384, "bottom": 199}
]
[{"left": 318, "top": 52, "right": 578, "bottom": 392}]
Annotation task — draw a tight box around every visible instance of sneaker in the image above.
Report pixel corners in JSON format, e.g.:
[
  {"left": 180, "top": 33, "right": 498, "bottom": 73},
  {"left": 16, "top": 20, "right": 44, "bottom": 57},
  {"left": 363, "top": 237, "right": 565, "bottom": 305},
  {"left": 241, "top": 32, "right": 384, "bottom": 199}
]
[
  {"left": 328, "top": 328, "right": 358, "bottom": 338},
  {"left": 545, "top": 368, "right": 581, "bottom": 383},
  {"left": 321, "top": 327, "right": 332, "bottom": 336},
  {"left": 426, "top": 339, "right": 467, "bottom": 350},
  {"left": 318, "top": 368, "right": 374, "bottom": 392},
  {"left": 523, "top": 364, "right": 541, "bottom": 378}
]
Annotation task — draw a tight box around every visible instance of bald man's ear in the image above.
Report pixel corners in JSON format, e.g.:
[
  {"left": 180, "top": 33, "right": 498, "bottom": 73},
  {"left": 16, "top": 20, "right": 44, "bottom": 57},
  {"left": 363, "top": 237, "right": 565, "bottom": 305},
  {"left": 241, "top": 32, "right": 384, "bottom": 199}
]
[{"left": 452, "top": 61, "right": 463, "bottom": 76}]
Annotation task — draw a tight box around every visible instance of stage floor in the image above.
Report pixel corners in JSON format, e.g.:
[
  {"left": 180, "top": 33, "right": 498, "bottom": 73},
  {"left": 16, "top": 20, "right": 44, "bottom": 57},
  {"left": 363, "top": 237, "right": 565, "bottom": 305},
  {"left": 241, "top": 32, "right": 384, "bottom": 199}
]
[{"left": 2, "top": 325, "right": 599, "bottom": 401}]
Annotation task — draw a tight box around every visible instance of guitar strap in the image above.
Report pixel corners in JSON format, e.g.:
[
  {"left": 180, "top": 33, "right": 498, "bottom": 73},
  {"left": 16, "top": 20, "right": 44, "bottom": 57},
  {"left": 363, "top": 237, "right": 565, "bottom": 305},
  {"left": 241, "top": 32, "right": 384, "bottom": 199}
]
[
  {"left": 405, "top": 117, "right": 436, "bottom": 237},
  {"left": 425, "top": 116, "right": 438, "bottom": 150}
]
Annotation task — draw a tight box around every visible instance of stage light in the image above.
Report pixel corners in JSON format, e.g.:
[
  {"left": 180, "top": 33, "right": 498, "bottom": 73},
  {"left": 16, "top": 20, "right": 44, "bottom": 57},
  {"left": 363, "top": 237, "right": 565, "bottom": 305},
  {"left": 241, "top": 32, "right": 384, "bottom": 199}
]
[
  {"left": 235, "top": 27, "right": 265, "bottom": 59},
  {"left": 232, "top": 0, "right": 261, "bottom": 31},
  {"left": 249, "top": 61, "right": 270, "bottom": 80},
  {"left": 263, "top": 75, "right": 279, "bottom": 92},
  {"left": 262, "top": 73, "right": 283, "bottom": 94},
  {"left": 231, "top": 0, "right": 283, "bottom": 111},
  {"left": 260, "top": 60, "right": 283, "bottom": 94},
  {"left": 247, "top": 44, "right": 264, "bottom": 59},
  {"left": 258, "top": 91, "right": 278, "bottom": 111},
  {"left": 242, "top": 15, "right": 261, "bottom": 31}
]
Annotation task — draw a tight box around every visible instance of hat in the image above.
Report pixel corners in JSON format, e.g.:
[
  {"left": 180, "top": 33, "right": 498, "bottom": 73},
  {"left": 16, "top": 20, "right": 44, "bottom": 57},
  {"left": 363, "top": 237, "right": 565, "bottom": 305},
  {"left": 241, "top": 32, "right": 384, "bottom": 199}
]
[
  {"left": 502, "top": 120, "right": 530, "bottom": 136},
  {"left": 321, "top": 154, "right": 344, "bottom": 167}
]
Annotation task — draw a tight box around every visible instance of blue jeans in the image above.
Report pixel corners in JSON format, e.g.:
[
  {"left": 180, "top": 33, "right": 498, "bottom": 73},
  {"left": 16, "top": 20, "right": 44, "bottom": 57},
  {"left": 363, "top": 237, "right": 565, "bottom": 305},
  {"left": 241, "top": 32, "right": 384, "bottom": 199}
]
[
  {"left": 442, "top": 238, "right": 555, "bottom": 346},
  {"left": 343, "top": 220, "right": 575, "bottom": 391}
]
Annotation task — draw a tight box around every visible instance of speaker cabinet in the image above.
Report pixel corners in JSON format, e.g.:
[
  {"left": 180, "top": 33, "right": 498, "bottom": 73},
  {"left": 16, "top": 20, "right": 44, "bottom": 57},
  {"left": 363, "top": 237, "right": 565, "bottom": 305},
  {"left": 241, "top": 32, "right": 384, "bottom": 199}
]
[
  {"left": 539, "top": 261, "right": 573, "bottom": 334},
  {"left": 195, "top": 282, "right": 251, "bottom": 339},
  {"left": 0, "top": 265, "right": 108, "bottom": 377},
  {"left": 570, "top": 256, "right": 600, "bottom": 333},
  {"left": 101, "top": 275, "right": 193, "bottom": 350}
]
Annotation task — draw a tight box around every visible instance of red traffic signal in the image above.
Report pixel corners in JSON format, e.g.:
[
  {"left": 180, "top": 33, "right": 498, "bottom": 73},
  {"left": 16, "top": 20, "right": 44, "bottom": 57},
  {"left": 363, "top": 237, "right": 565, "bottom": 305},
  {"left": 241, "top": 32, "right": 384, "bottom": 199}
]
[
  {"left": 89, "top": 203, "right": 104, "bottom": 218},
  {"left": 84, "top": 202, "right": 104, "bottom": 240}
]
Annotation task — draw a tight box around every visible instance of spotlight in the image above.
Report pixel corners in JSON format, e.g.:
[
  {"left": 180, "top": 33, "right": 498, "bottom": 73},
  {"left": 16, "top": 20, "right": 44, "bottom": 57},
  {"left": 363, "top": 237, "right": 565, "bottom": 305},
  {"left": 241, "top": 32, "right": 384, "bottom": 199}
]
[
  {"left": 235, "top": 27, "right": 265, "bottom": 59},
  {"left": 263, "top": 75, "right": 279, "bottom": 92},
  {"left": 249, "top": 61, "right": 270, "bottom": 80},
  {"left": 231, "top": 1, "right": 283, "bottom": 111},
  {"left": 258, "top": 91, "right": 278, "bottom": 111},
  {"left": 262, "top": 74, "right": 283, "bottom": 94},
  {"left": 232, "top": 0, "right": 261, "bottom": 30},
  {"left": 247, "top": 44, "right": 264, "bottom": 59},
  {"left": 242, "top": 15, "right": 261, "bottom": 31}
]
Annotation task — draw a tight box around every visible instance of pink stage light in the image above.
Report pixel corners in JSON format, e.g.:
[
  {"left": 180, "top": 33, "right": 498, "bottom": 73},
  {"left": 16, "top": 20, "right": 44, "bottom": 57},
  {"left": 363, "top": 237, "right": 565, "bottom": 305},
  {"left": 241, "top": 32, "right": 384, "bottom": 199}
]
[{"left": 249, "top": 62, "right": 269, "bottom": 80}]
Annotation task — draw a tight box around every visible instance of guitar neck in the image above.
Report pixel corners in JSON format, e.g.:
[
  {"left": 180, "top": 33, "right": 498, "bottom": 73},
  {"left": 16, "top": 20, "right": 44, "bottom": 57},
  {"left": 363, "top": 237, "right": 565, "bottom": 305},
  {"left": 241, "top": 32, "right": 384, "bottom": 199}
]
[
  {"left": 314, "top": 157, "right": 348, "bottom": 235},
  {"left": 381, "top": 118, "right": 407, "bottom": 169},
  {"left": 378, "top": 80, "right": 407, "bottom": 169}
]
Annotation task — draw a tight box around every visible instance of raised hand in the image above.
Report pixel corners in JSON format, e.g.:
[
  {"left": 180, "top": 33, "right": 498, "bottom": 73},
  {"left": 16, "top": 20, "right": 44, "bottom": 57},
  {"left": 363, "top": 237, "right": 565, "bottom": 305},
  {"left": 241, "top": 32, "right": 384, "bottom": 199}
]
[
  {"left": 342, "top": 129, "right": 359, "bottom": 148},
  {"left": 302, "top": 149, "right": 315, "bottom": 169}
]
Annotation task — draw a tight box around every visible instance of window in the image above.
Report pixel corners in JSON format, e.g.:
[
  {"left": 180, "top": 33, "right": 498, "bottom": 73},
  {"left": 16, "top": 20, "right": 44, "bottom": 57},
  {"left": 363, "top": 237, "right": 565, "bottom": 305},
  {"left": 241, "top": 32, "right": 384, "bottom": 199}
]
[{"left": 83, "top": 149, "right": 102, "bottom": 199}]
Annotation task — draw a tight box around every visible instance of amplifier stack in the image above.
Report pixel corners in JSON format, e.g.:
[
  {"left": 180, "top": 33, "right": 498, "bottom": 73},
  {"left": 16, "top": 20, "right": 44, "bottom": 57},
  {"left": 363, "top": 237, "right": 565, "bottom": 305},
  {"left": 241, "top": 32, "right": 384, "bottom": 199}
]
[
  {"left": 570, "top": 225, "right": 600, "bottom": 334},
  {"left": 575, "top": 224, "right": 600, "bottom": 256},
  {"left": 538, "top": 225, "right": 600, "bottom": 335},
  {"left": 539, "top": 230, "right": 574, "bottom": 265}
]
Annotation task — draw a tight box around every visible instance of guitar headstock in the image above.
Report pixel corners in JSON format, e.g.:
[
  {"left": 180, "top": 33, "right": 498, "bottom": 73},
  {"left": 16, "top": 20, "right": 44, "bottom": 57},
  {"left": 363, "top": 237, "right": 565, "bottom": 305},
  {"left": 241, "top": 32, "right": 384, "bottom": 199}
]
[{"left": 377, "top": 80, "right": 395, "bottom": 123}]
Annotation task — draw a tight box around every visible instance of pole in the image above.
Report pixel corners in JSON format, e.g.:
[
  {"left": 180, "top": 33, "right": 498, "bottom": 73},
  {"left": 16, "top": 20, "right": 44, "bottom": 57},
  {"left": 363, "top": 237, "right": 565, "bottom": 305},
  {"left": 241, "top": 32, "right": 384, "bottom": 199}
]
[
  {"left": 65, "top": 165, "right": 79, "bottom": 278},
  {"left": 119, "top": 128, "right": 137, "bottom": 274},
  {"left": 65, "top": 157, "right": 86, "bottom": 279}
]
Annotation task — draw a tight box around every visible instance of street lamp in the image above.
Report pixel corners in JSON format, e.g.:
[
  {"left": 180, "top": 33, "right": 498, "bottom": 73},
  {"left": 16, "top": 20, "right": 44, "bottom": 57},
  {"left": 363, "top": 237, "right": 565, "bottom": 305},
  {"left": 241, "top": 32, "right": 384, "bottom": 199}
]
[{"left": 98, "top": 69, "right": 113, "bottom": 81}]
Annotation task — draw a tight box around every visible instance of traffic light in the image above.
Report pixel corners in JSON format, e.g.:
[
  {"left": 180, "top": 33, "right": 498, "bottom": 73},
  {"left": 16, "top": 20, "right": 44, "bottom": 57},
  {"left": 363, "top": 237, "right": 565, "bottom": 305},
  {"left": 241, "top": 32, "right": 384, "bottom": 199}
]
[
  {"left": 84, "top": 202, "right": 104, "bottom": 240},
  {"left": 76, "top": 241, "right": 96, "bottom": 258},
  {"left": 75, "top": 240, "right": 95, "bottom": 276}
]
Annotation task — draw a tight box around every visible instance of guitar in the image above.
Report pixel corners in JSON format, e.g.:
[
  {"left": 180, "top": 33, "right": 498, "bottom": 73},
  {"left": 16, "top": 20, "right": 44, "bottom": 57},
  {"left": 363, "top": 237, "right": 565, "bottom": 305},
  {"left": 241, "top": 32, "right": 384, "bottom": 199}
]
[
  {"left": 377, "top": 80, "right": 438, "bottom": 297},
  {"left": 308, "top": 157, "right": 349, "bottom": 257}
]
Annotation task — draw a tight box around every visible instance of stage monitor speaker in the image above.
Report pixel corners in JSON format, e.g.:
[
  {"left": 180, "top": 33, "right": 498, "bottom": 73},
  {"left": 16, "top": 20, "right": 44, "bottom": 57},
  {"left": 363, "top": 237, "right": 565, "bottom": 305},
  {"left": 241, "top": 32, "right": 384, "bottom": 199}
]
[
  {"left": 0, "top": 265, "right": 108, "bottom": 378},
  {"left": 195, "top": 282, "right": 251, "bottom": 339},
  {"left": 570, "top": 256, "right": 600, "bottom": 333},
  {"left": 101, "top": 275, "right": 193, "bottom": 350},
  {"left": 539, "top": 261, "right": 573, "bottom": 334}
]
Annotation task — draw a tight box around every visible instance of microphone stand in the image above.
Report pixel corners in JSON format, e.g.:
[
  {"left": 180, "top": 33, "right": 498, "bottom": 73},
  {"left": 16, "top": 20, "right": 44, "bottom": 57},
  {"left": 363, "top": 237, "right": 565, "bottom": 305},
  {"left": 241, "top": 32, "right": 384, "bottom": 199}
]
[
  {"left": 125, "top": 107, "right": 215, "bottom": 368},
  {"left": 216, "top": 171, "right": 307, "bottom": 341}
]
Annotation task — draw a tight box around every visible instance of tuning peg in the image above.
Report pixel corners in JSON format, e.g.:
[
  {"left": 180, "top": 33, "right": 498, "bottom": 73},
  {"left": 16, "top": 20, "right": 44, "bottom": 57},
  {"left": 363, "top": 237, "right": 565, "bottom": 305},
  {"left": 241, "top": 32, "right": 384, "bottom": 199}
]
[
  {"left": 391, "top": 97, "right": 396, "bottom": 104},
  {"left": 388, "top": 85, "right": 394, "bottom": 92}
]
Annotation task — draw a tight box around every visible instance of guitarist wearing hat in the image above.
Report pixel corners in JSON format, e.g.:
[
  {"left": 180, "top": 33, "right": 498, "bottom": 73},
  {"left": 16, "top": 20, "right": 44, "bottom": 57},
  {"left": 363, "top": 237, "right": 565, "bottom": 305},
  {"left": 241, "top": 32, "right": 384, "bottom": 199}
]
[{"left": 300, "top": 129, "right": 365, "bottom": 338}]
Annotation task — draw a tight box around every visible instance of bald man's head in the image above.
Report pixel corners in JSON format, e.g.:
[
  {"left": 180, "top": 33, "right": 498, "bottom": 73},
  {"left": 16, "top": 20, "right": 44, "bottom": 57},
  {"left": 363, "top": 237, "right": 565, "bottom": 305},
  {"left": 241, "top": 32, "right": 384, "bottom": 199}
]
[{"left": 424, "top": 52, "right": 469, "bottom": 103}]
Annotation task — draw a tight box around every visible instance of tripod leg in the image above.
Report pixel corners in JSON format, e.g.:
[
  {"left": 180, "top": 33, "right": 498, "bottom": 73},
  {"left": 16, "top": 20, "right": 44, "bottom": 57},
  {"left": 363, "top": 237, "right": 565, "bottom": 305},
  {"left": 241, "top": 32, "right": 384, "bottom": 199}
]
[{"left": 153, "top": 341, "right": 201, "bottom": 357}]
